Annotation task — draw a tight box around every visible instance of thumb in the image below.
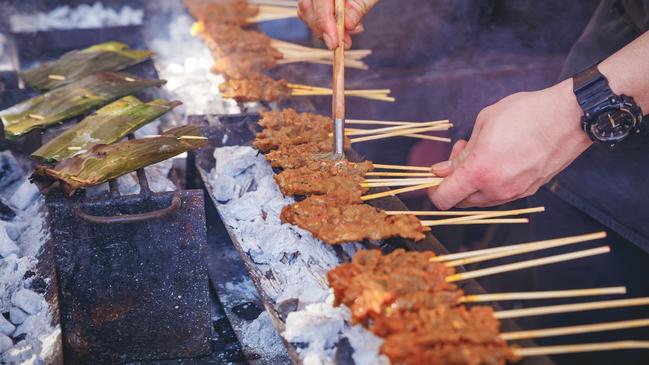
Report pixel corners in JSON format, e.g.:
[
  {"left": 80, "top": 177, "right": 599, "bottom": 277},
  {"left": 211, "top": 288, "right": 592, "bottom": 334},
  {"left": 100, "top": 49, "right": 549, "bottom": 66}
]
[
  {"left": 345, "top": 0, "right": 378, "bottom": 30},
  {"left": 431, "top": 139, "right": 468, "bottom": 177}
]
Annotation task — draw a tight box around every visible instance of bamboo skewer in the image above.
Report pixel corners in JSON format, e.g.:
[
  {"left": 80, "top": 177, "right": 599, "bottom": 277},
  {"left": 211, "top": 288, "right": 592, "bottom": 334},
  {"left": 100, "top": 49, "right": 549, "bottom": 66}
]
[
  {"left": 288, "top": 84, "right": 395, "bottom": 102},
  {"left": 443, "top": 230, "right": 601, "bottom": 267},
  {"left": 365, "top": 172, "right": 437, "bottom": 177},
  {"left": 372, "top": 163, "right": 432, "bottom": 172},
  {"left": 434, "top": 218, "right": 529, "bottom": 225},
  {"left": 501, "top": 318, "right": 649, "bottom": 341},
  {"left": 248, "top": 0, "right": 298, "bottom": 8},
  {"left": 332, "top": 0, "right": 346, "bottom": 156},
  {"left": 361, "top": 178, "right": 443, "bottom": 188},
  {"left": 514, "top": 341, "right": 649, "bottom": 357},
  {"left": 360, "top": 181, "right": 442, "bottom": 201},
  {"left": 494, "top": 297, "right": 649, "bottom": 320},
  {"left": 458, "top": 287, "right": 627, "bottom": 303},
  {"left": 347, "top": 119, "right": 419, "bottom": 126},
  {"left": 430, "top": 232, "right": 607, "bottom": 263},
  {"left": 345, "top": 120, "right": 451, "bottom": 136},
  {"left": 422, "top": 207, "right": 545, "bottom": 227},
  {"left": 445, "top": 246, "right": 611, "bottom": 282},
  {"left": 350, "top": 125, "right": 453, "bottom": 143}
]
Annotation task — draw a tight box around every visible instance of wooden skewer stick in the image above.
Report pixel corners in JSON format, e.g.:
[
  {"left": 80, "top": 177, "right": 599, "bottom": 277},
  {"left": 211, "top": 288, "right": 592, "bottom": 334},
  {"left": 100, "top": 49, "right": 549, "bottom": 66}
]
[
  {"left": 431, "top": 231, "right": 607, "bottom": 263},
  {"left": 248, "top": 0, "right": 298, "bottom": 8},
  {"left": 365, "top": 172, "right": 437, "bottom": 177},
  {"left": 434, "top": 218, "right": 529, "bottom": 225},
  {"left": 423, "top": 207, "right": 545, "bottom": 227},
  {"left": 347, "top": 119, "right": 419, "bottom": 126},
  {"left": 501, "top": 318, "right": 649, "bottom": 341},
  {"left": 458, "top": 287, "right": 627, "bottom": 303},
  {"left": 443, "top": 227, "right": 600, "bottom": 267},
  {"left": 361, "top": 178, "right": 443, "bottom": 188},
  {"left": 494, "top": 297, "right": 649, "bottom": 320},
  {"left": 48, "top": 74, "right": 66, "bottom": 81},
  {"left": 445, "top": 246, "right": 610, "bottom": 283},
  {"left": 345, "top": 120, "right": 451, "bottom": 136},
  {"left": 350, "top": 125, "right": 453, "bottom": 143},
  {"left": 372, "top": 163, "right": 431, "bottom": 172},
  {"left": 513, "top": 341, "right": 649, "bottom": 357},
  {"left": 361, "top": 181, "right": 442, "bottom": 201},
  {"left": 332, "top": 0, "right": 346, "bottom": 156},
  {"left": 390, "top": 209, "right": 531, "bottom": 216}
]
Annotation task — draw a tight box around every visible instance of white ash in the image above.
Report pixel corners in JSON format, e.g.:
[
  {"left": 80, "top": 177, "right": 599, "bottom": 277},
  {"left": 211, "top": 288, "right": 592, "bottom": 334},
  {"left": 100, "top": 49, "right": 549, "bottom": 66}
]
[
  {"left": 148, "top": 14, "right": 242, "bottom": 116},
  {"left": 0, "top": 153, "right": 57, "bottom": 364},
  {"left": 0, "top": 334, "right": 11, "bottom": 354},
  {"left": 0, "top": 226, "right": 19, "bottom": 257},
  {"left": 207, "top": 146, "right": 384, "bottom": 364},
  {"left": 85, "top": 159, "right": 176, "bottom": 198},
  {"left": 240, "top": 311, "right": 287, "bottom": 359},
  {"left": 9, "top": 2, "right": 143, "bottom": 33},
  {"left": 0, "top": 316, "right": 15, "bottom": 336}
]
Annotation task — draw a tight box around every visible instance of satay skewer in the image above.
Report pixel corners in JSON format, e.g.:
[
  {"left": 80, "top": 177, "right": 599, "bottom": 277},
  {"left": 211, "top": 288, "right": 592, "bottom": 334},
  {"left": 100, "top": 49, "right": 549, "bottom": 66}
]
[
  {"left": 446, "top": 246, "right": 610, "bottom": 282},
  {"left": 422, "top": 207, "right": 545, "bottom": 226},
  {"left": 350, "top": 125, "right": 452, "bottom": 143},
  {"left": 459, "top": 286, "right": 627, "bottom": 303},
  {"left": 514, "top": 341, "right": 649, "bottom": 357},
  {"left": 372, "top": 163, "right": 432, "bottom": 171},
  {"left": 431, "top": 231, "right": 607, "bottom": 262},
  {"left": 501, "top": 318, "right": 649, "bottom": 340},
  {"left": 360, "top": 181, "right": 442, "bottom": 201},
  {"left": 438, "top": 218, "right": 529, "bottom": 225},
  {"left": 344, "top": 120, "right": 451, "bottom": 135},
  {"left": 494, "top": 297, "right": 649, "bottom": 319}
]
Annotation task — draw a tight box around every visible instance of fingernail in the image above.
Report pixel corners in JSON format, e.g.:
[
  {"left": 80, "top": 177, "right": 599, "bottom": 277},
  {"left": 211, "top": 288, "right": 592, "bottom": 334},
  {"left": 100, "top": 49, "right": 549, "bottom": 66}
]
[
  {"left": 431, "top": 160, "right": 452, "bottom": 172},
  {"left": 323, "top": 34, "right": 334, "bottom": 50},
  {"left": 347, "top": 8, "right": 361, "bottom": 26}
]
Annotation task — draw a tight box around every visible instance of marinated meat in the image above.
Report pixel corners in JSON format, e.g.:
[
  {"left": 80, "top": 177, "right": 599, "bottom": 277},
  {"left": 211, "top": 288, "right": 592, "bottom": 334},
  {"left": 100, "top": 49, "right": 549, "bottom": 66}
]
[
  {"left": 219, "top": 76, "right": 291, "bottom": 102},
  {"left": 281, "top": 194, "right": 429, "bottom": 244},
  {"left": 273, "top": 159, "right": 371, "bottom": 196},
  {"left": 327, "top": 250, "right": 459, "bottom": 324},
  {"left": 254, "top": 122, "right": 332, "bottom": 152},
  {"left": 185, "top": 0, "right": 258, "bottom": 25},
  {"left": 212, "top": 53, "right": 280, "bottom": 79},
  {"left": 258, "top": 108, "right": 331, "bottom": 130},
  {"left": 380, "top": 306, "right": 519, "bottom": 365},
  {"left": 264, "top": 142, "right": 334, "bottom": 169}
]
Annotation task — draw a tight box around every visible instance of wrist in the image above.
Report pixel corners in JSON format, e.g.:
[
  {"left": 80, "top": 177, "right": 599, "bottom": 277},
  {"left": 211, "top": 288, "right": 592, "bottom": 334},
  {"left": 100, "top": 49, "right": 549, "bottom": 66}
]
[
  {"left": 547, "top": 79, "right": 593, "bottom": 146},
  {"left": 600, "top": 58, "right": 649, "bottom": 114}
]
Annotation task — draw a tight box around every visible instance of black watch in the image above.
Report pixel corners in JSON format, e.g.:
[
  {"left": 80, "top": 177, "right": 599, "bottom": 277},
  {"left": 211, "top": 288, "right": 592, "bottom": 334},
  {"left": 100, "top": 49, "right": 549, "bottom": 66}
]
[{"left": 572, "top": 64, "right": 644, "bottom": 144}]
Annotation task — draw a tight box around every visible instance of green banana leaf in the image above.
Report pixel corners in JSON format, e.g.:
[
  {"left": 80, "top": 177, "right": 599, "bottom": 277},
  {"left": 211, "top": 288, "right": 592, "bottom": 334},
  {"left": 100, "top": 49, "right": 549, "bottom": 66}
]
[
  {"left": 0, "top": 72, "right": 166, "bottom": 140},
  {"left": 31, "top": 96, "right": 182, "bottom": 165},
  {"left": 32, "top": 125, "right": 206, "bottom": 195},
  {"left": 19, "top": 41, "right": 154, "bottom": 91}
]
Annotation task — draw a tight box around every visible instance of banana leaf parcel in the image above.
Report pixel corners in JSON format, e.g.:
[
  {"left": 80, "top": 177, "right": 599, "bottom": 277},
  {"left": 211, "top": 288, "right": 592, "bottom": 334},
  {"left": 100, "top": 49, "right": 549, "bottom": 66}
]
[
  {"left": 32, "top": 126, "right": 206, "bottom": 195},
  {"left": 0, "top": 72, "right": 166, "bottom": 140},
  {"left": 19, "top": 41, "right": 154, "bottom": 91},
  {"left": 31, "top": 96, "right": 182, "bottom": 165}
]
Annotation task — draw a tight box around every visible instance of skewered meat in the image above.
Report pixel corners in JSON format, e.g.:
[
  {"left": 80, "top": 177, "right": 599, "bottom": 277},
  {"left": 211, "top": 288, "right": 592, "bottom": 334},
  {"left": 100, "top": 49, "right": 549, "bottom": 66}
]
[
  {"left": 281, "top": 193, "right": 429, "bottom": 244},
  {"left": 274, "top": 159, "right": 371, "bottom": 196},
  {"left": 264, "top": 142, "right": 334, "bottom": 169},
  {"left": 327, "top": 250, "right": 458, "bottom": 324},
  {"left": 211, "top": 53, "right": 280, "bottom": 79},
  {"left": 380, "top": 306, "right": 519, "bottom": 365},
  {"left": 254, "top": 121, "right": 332, "bottom": 152},
  {"left": 184, "top": 0, "right": 258, "bottom": 25},
  {"left": 219, "top": 75, "right": 291, "bottom": 102},
  {"left": 258, "top": 108, "right": 331, "bottom": 130}
]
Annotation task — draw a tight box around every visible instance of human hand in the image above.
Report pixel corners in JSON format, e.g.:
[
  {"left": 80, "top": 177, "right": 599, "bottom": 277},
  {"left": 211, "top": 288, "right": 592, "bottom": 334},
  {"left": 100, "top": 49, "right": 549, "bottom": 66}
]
[
  {"left": 428, "top": 79, "right": 592, "bottom": 209},
  {"left": 297, "top": 0, "right": 379, "bottom": 49}
]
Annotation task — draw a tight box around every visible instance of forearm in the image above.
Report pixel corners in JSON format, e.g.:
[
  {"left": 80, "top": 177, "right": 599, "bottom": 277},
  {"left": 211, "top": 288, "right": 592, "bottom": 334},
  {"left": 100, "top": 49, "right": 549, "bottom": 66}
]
[{"left": 599, "top": 31, "right": 649, "bottom": 112}]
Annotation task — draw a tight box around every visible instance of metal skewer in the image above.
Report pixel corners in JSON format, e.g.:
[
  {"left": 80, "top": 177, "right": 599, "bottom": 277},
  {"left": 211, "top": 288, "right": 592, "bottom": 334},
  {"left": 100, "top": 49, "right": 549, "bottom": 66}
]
[{"left": 332, "top": 0, "right": 346, "bottom": 156}]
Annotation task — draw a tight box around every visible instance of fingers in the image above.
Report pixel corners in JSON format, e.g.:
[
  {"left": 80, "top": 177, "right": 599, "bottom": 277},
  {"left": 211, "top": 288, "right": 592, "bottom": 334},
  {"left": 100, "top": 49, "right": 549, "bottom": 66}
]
[
  {"left": 431, "top": 139, "right": 468, "bottom": 177},
  {"left": 298, "top": 0, "right": 338, "bottom": 49},
  {"left": 428, "top": 159, "right": 478, "bottom": 210},
  {"left": 345, "top": 0, "right": 378, "bottom": 31}
]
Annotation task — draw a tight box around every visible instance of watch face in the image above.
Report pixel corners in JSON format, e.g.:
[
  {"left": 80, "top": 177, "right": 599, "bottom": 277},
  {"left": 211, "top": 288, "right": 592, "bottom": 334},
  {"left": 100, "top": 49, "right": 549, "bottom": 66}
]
[{"left": 589, "top": 107, "right": 638, "bottom": 144}]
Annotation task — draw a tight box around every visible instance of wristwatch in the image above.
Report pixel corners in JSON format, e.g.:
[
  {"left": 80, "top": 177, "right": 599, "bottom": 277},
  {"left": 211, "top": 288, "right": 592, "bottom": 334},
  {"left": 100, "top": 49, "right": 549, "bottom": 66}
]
[{"left": 572, "top": 64, "right": 644, "bottom": 144}]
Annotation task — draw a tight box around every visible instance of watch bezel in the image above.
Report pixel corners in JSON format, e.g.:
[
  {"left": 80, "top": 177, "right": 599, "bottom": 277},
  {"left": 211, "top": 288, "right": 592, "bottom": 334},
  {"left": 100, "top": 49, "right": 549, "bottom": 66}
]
[{"left": 581, "top": 95, "right": 643, "bottom": 145}]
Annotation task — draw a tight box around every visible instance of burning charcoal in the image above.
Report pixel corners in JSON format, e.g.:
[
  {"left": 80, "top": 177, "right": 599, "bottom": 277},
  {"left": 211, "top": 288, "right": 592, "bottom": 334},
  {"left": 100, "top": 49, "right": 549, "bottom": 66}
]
[
  {"left": 6, "top": 181, "right": 38, "bottom": 211},
  {"left": 8, "top": 308, "right": 27, "bottom": 326},
  {"left": 0, "top": 333, "right": 12, "bottom": 353},
  {"left": 11, "top": 333, "right": 25, "bottom": 344},
  {"left": 0, "top": 315, "right": 15, "bottom": 336},
  {"left": 0, "top": 227, "right": 19, "bottom": 258},
  {"left": 1, "top": 223, "right": 18, "bottom": 241},
  {"left": 10, "top": 289, "right": 42, "bottom": 315},
  {"left": 27, "top": 277, "right": 47, "bottom": 295},
  {"left": 0, "top": 152, "right": 23, "bottom": 196},
  {"left": 214, "top": 146, "right": 259, "bottom": 176}
]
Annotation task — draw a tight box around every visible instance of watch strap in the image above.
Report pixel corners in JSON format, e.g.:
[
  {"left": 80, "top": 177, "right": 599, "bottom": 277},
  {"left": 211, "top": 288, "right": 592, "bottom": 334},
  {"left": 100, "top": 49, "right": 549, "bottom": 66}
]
[{"left": 573, "top": 64, "right": 614, "bottom": 115}]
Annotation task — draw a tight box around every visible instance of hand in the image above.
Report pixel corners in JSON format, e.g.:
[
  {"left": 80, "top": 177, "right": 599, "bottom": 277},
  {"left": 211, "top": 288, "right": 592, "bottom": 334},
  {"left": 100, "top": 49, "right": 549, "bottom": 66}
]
[
  {"left": 297, "top": 0, "right": 379, "bottom": 49},
  {"left": 428, "top": 79, "right": 592, "bottom": 210}
]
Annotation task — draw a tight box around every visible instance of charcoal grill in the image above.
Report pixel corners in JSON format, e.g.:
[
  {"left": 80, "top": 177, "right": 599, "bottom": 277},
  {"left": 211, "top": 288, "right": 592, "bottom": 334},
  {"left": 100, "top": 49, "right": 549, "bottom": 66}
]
[
  {"left": 46, "top": 158, "right": 211, "bottom": 364},
  {"left": 188, "top": 112, "right": 554, "bottom": 365}
]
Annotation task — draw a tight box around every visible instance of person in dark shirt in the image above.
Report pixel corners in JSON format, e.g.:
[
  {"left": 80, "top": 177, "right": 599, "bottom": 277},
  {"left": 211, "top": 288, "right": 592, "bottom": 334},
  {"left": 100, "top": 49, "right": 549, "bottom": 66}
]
[{"left": 299, "top": 1, "right": 649, "bottom": 364}]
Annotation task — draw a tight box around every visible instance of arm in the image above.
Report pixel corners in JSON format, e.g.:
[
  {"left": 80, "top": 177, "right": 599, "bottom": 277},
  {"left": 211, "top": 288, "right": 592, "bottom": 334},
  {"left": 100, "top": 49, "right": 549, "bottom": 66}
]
[
  {"left": 297, "top": 0, "right": 379, "bottom": 49},
  {"left": 429, "top": 31, "right": 649, "bottom": 210}
]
